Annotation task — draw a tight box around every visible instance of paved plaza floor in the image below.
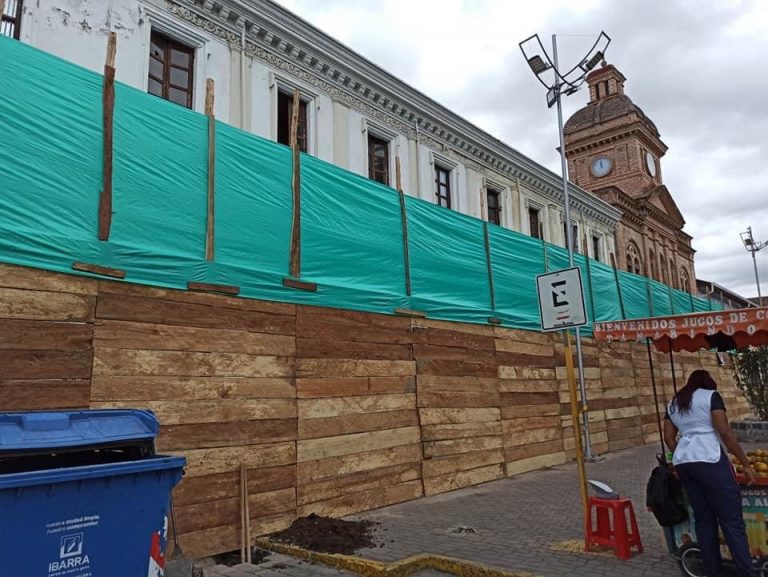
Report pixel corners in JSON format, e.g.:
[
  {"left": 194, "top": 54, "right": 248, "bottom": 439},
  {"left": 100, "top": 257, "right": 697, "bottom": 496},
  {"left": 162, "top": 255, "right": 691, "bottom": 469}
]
[{"left": 205, "top": 443, "right": 697, "bottom": 577}]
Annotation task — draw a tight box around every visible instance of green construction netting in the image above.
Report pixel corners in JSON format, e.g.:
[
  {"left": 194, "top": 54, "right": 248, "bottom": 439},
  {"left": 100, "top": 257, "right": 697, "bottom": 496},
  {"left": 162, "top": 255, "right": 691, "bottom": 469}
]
[{"left": 0, "top": 35, "right": 707, "bottom": 330}]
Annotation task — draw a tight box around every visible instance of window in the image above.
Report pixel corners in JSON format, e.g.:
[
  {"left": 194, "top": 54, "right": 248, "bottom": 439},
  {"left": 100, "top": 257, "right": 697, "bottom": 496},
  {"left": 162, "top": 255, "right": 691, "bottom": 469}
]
[
  {"left": 1, "top": 0, "right": 22, "bottom": 40},
  {"left": 528, "top": 207, "right": 542, "bottom": 240},
  {"left": 669, "top": 259, "right": 677, "bottom": 288},
  {"left": 626, "top": 242, "right": 642, "bottom": 275},
  {"left": 277, "top": 91, "right": 308, "bottom": 153},
  {"left": 563, "top": 222, "right": 579, "bottom": 252},
  {"left": 649, "top": 249, "right": 656, "bottom": 280},
  {"left": 148, "top": 31, "right": 195, "bottom": 108},
  {"left": 487, "top": 188, "right": 501, "bottom": 225},
  {"left": 680, "top": 268, "right": 691, "bottom": 293},
  {"left": 367, "top": 134, "right": 389, "bottom": 185},
  {"left": 592, "top": 235, "right": 601, "bottom": 262},
  {"left": 435, "top": 166, "right": 451, "bottom": 209}
]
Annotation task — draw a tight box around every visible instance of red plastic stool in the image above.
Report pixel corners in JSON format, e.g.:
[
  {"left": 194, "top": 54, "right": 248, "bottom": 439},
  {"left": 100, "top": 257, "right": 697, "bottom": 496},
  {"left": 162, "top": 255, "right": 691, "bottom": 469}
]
[{"left": 585, "top": 496, "right": 643, "bottom": 559}]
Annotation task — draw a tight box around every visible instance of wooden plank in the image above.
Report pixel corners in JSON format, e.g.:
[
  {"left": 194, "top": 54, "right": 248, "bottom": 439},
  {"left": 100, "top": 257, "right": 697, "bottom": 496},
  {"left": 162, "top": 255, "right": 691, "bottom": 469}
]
[
  {"left": 423, "top": 464, "right": 504, "bottom": 497},
  {"left": 297, "top": 443, "right": 421, "bottom": 483},
  {"left": 297, "top": 462, "right": 420, "bottom": 506},
  {"left": 498, "top": 379, "right": 558, "bottom": 393},
  {"left": 176, "top": 488, "right": 295, "bottom": 534},
  {"left": 296, "top": 359, "right": 415, "bottom": 379},
  {"left": 298, "top": 393, "right": 415, "bottom": 419},
  {"left": 95, "top": 293, "right": 295, "bottom": 334},
  {"left": 177, "top": 442, "right": 296, "bottom": 477},
  {"left": 500, "top": 403, "right": 561, "bottom": 419},
  {"left": 412, "top": 343, "right": 496, "bottom": 363},
  {"left": 94, "top": 320, "right": 295, "bottom": 356},
  {"left": 416, "top": 359, "right": 497, "bottom": 378},
  {"left": 92, "top": 399, "right": 296, "bottom": 425},
  {"left": 423, "top": 435, "right": 503, "bottom": 459},
  {"left": 173, "top": 465, "right": 296, "bottom": 506},
  {"left": 499, "top": 392, "right": 560, "bottom": 406},
  {"left": 296, "top": 321, "right": 413, "bottom": 344},
  {"left": 498, "top": 366, "right": 556, "bottom": 380},
  {"left": 416, "top": 375, "right": 498, "bottom": 391},
  {"left": 297, "top": 479, "right": 422, "bottom": 518},
  {"left": 503, "top": 427, "right": 561, "bottom": 447},
  {"left": 394, "top": 308, "right": 426, "bottom": 318},
  {"left": 501, "top": 415, "right": 561, "bottom": 434},
  {"left": 417, "top": 390, "right": 499, "bottom": 408},
  {"left": 0, "top": 379, "right": 90, "bottom": 411},
  {"left": 506, "top": 452, "right": 567, "bottom": 477},
  {"left": 422, "top": 448, "right": 504, "bottom": 478},
  {"left": 418, "top": 407, "right": 500, "bottom": 425},
  {"left": 297, "top": 376, "right": 415, "bottom": 399},
  {"left": 98, "top": 32, "right": 116, "bottom": 241},
  {"left": 504, "top": 439, "right": 565, "bottom": 462},
  {"left": 177, "top": 513, "right": 294, "bottom": 559},
  {"left": 289, "top": 88, "right": 302, "bottom": 279},
  {"left": 495, "top": 339, "right": 553, "bottom": 356},
  {"left": 98, "top": 281, "right": 295, "bottom": 315},
  {"left": 205, "top": 78, "right": 216, "bottom": 261},
  {"left": 0, "top": 350, "right": 93, "bottom": 380},
  {"left": 297, "top": 306, "right": 410, "bottom": 330},
  {"left": 495, "top": 351, "right": 556, "bottom": 368},
  {"left": 72, "top": 262, "right": 125, "bottom": 279},
  {"left": 0, "top": 287, "right": 94, "bottom": 321},
  {"left": 92, "top": 348, "right": 294, "bottom": 377},
  {"left": 0, "top": 320, "right": 92, "bottom": 351},
  {"left": 187, "top": 282, "right": 240, "bottom": 296},
  {"left": 296, "top": 426, "right": 420, "bottom": 462},
  {"left": 157, "top": 419, "right": 296, "bottom": 451},
  {"left": 282, "top": 277, "right": 317, "bottom": 292},
  {"left": 297, "top": 338, "right": 411, "bottom": 361},
  {"left": 412, "top": 327, "right": 496, "bottom": 350},
  {"left": 298, "top": 410, "right": 418, "bottom": 440},
  {"left": 494, "top": 326, "right": 554, "bottom": 345},
  {"left": 0, "top": 263, "right": 98, "bottom": 294},
  {"left": 91, "top": 375, "right": 295, "bottom": 401},
  {"left": 420, "top": 422, "right": 502, "bottom": 442}
]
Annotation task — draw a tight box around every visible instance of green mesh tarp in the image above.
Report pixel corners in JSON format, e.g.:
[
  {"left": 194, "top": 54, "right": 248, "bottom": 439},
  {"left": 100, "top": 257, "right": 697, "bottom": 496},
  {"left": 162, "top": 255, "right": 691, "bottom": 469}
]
[{"left": 0, "top": 35, "right": 708, "bottom": 330}]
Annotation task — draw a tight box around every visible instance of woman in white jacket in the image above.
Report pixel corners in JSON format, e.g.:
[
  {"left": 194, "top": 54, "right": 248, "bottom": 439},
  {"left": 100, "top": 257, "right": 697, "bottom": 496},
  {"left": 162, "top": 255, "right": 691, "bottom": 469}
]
[{"left": 663, "top": 369, "right": 755, "bottom": 577}]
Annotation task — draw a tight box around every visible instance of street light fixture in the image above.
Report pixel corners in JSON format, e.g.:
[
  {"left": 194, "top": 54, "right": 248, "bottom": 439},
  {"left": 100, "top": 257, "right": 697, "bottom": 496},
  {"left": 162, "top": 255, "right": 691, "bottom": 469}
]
[
  {"left": 740, "top": 226, "right": 768, "bottom": 303},
  {"left": 519, "top": 31, "right": 611, "bottom": 462}
]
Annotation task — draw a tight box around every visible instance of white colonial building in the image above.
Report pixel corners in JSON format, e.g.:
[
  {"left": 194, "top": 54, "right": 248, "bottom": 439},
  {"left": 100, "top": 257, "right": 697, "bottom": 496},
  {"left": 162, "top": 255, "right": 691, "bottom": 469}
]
[{"left": 2, "top": 0, "right": 621, "bottom": 258}]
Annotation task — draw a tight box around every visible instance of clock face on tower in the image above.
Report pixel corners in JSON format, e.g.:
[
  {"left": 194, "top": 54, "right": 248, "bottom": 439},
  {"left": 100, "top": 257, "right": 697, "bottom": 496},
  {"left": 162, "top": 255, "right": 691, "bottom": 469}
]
[
  {"left": 645, "top": 151, "right": 657, "bottom": 177},
  {"left": 590, "top": 156, "right": 612, "bottom": 178}
]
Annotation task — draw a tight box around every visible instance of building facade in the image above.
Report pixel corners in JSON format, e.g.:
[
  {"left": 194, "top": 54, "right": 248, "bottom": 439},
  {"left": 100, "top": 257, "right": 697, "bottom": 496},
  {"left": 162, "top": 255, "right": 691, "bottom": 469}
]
[
  {"left": 2, "top": 0, "right": 622, "bottom": 258},
  {"left": 563, "top": 63, "right": 695, "bottom": 290}
]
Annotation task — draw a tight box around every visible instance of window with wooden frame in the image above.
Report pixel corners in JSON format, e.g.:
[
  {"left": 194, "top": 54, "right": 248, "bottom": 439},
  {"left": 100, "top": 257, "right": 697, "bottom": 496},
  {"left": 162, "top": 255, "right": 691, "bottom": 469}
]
[
  {"left": 367, "top": 134, "right": 390, "bottom": 185},
  {"left": 277, "top": 91, "right": 308, "bottom": 153},
  {"left": 1, "top": 0, "right": 23, "bottom": 40},
  {"left": 148, "top": 31, "right": 195, "bottom": 108},
  {"left": 435, "top": 165, "right": 451, "bottom": 209},
  {"left": 528, "top": 206, "right": 542, "bottom": 240},
  {"left": 591, "top": 235, "right": 601, "bottom": 262},
  {"left": 486, "top": 187, "right": 501, "bottom": 225}
]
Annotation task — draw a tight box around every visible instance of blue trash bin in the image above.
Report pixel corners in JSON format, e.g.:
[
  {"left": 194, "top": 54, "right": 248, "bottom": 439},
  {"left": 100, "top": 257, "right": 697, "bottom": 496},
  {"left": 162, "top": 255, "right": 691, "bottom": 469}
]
[{"left": 0, "top": 410, "right": 186, "bottom": 577}]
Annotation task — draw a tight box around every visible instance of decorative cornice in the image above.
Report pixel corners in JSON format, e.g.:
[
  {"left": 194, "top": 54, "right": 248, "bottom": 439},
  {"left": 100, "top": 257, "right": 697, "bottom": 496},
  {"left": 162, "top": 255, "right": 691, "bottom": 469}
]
[{"left": 167, "top": 0, "right": 622, "bottom": 226}]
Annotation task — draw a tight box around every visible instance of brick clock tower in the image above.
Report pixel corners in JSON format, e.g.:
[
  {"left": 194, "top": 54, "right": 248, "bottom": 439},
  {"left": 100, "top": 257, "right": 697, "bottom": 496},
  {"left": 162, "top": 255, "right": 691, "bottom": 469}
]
[{"left": 564, "top": 63, "right": 695, "bottom": 294}]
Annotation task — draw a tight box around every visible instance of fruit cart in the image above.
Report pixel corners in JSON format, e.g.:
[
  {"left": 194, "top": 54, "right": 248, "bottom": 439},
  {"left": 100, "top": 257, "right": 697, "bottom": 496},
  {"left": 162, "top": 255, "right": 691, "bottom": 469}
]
[
  {"left": 664, "top": 457, "right": 768, "bottom": 577},
  {"left": 593, "top": 306, "right": 768, "bottom": 576}
]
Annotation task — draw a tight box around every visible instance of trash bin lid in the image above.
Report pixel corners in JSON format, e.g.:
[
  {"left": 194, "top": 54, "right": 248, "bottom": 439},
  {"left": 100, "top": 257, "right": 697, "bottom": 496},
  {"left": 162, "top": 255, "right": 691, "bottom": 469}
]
[{"left": 0, "top": 409, "right": 159, "bottom": 455}]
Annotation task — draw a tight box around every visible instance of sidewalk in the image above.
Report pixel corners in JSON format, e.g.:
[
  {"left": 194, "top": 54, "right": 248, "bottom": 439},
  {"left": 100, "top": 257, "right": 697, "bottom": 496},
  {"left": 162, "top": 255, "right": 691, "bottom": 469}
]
[
  {"left": 207, "top": 442, "right": 690, "bottom": 577},
  {"left": 348, "top": 442, "right": 678, "bottom": 577}
]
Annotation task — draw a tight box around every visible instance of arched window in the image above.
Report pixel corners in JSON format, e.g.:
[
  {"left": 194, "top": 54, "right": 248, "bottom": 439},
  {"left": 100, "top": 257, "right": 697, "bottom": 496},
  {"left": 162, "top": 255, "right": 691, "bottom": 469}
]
[
  {"left": 625, "top": 242, "right": 642, "bottom": 275},
  {"left": 649, "top": 249, "right": 656, "bottom": 280},
  {"left": 680, "top": 268, "right": 691, "bottom": 293},
  {"left": 669, "top": 259, "right": 677, "bottom": 288},
  {"left": 659, "top": 253, "right": 667, "bottom": 284}
]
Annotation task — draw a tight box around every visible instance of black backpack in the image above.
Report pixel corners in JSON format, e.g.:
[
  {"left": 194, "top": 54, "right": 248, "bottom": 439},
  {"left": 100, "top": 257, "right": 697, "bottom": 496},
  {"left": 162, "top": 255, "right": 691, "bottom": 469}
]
[{"left": 646, "top": 455, "right": 688, "bottom": 527}]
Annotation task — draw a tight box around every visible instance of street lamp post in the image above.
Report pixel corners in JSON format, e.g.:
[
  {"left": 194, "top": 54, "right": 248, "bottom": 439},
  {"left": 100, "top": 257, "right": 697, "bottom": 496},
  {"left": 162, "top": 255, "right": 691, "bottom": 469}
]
[
  {"left": 520, "top": 32, "right": 610, "bottom": 462},
  {"left": 740, "top": 226, "right": 768, "bottom": 303}
]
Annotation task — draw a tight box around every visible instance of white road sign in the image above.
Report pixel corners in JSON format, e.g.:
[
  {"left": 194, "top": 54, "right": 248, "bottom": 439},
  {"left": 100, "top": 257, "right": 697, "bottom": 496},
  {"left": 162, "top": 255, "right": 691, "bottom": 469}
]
[{"left": 536, "top": 267, "right": 588, "bottom": 332}]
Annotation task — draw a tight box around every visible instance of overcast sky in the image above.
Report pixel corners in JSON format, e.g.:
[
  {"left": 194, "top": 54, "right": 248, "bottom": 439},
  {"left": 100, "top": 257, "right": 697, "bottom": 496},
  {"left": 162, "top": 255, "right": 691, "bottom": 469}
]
[{"left": 274, "top": 0, "right": 768, "bottom": 299}]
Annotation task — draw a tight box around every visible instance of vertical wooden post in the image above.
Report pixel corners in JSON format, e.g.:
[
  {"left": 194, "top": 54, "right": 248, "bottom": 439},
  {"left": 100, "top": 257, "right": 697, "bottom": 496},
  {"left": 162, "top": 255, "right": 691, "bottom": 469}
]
[
  {"left": 582, "top": 233, "right": 596, "bottom": 323},
  {"left": 483, "top": 222, "right": 496, "bottom": 310},
  {"left": 646, "top": 277, "right": 655, "bottom": 316},
  {"left": 0, "top": 1, "right": 6, "bottom": 21},
  {"left": 205, "top": 79, "right": 216, "bottom": 261},
  {"left": 288, "top": 89, "right": 302, "bottom": 278},
  {"left": 396, "top": 156, "right": 412, "bottom": 296},
  {"left": 609, "top": 253, "right": 626, "bottom": 319},
  {"left": 98, "top": 32, "right": 117, "bottom": 241}
]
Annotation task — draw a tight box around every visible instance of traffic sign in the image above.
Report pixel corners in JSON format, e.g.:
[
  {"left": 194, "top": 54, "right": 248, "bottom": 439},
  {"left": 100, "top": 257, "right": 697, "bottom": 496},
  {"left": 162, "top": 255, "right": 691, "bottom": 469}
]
[{"left": 536, "top": 267, "right": 587, "bottom": 332}]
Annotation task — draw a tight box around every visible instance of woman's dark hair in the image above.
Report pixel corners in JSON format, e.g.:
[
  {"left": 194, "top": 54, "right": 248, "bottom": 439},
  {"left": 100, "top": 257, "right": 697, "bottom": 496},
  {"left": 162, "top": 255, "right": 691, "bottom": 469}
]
[{"left": 670, "top": 369, "right": 718, "bottom": 414}]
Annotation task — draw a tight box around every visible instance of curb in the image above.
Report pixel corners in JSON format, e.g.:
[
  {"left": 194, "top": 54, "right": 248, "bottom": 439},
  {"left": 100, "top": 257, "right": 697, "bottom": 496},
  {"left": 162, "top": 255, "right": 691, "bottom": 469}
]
[{"left": 253, "top": 538, "right": 543, "bottom": 577}]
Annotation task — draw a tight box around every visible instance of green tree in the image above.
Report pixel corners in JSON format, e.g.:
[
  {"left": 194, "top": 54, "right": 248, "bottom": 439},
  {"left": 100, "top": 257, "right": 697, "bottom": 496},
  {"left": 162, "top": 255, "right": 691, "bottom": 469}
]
[{"left": 735, "top": 346, "right": 768, "bottom": 420}]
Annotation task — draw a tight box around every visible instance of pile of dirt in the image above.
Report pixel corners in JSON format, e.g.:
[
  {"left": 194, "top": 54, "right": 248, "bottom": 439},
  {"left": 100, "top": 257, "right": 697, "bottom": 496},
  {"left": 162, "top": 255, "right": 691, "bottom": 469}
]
[{"left": 270, "top": 513, "right": 378, "bottom": 555}]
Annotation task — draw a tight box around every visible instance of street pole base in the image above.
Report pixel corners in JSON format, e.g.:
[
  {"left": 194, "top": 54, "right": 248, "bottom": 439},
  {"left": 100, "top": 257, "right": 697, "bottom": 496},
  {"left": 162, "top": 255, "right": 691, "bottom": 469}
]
[{"left": 585, "top": 454, "right": 606, "bottom": 463}]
